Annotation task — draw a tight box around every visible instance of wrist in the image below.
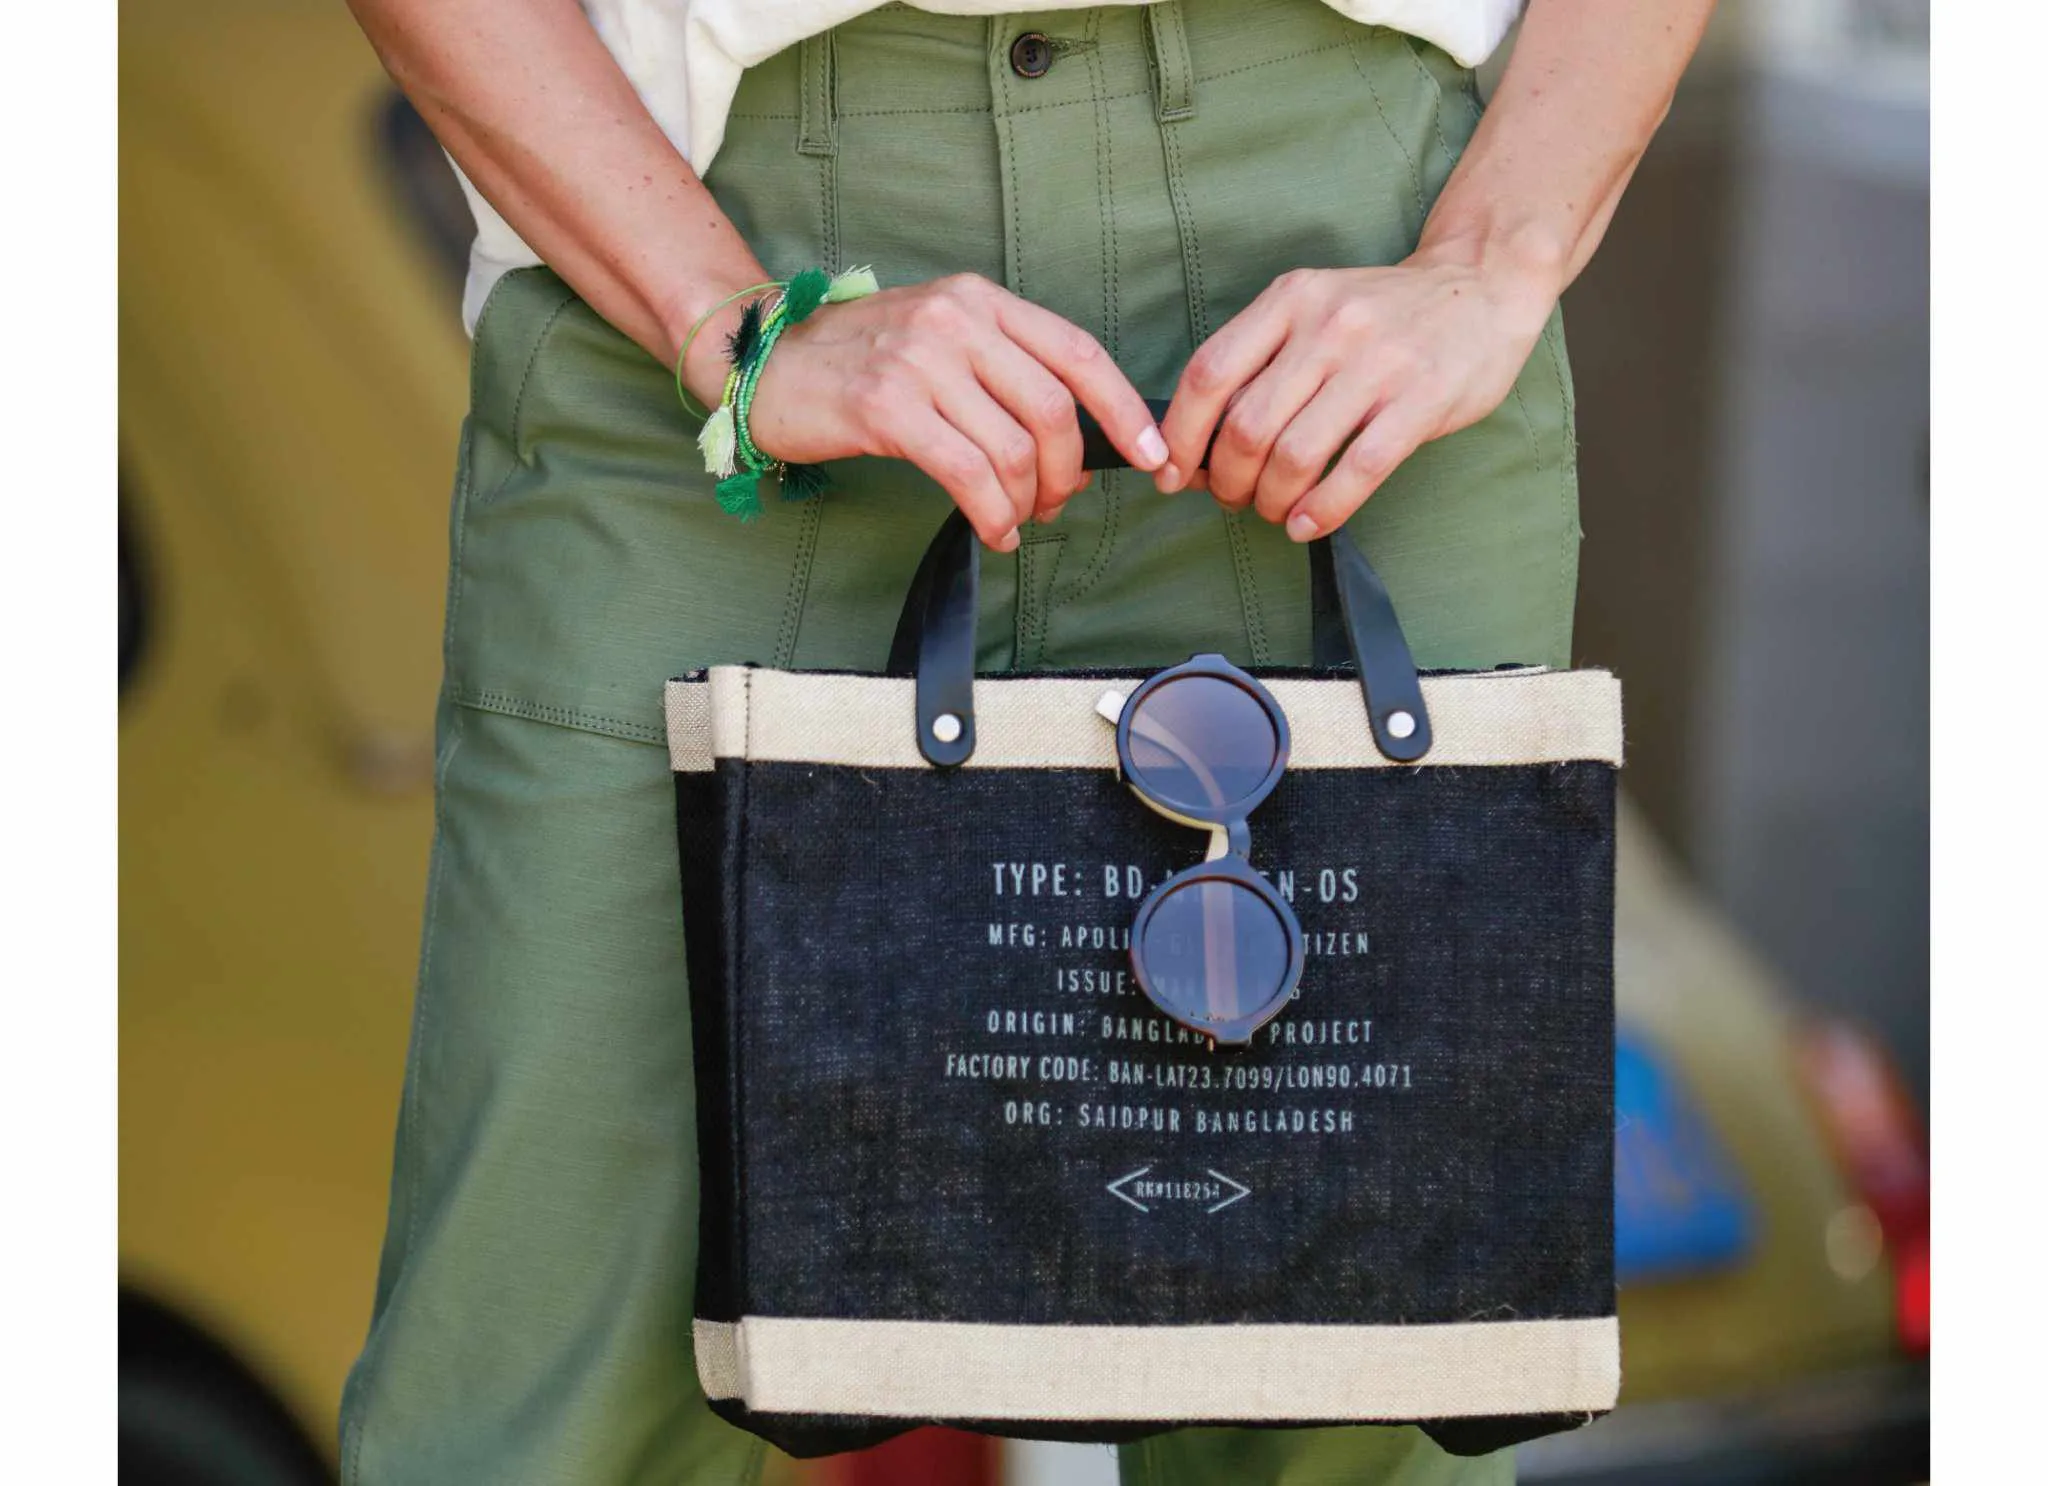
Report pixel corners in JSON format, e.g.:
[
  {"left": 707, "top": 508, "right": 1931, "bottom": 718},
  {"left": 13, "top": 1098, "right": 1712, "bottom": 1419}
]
[{"left": 1410, "top": 216, "right": 1571, "bottom": 320}]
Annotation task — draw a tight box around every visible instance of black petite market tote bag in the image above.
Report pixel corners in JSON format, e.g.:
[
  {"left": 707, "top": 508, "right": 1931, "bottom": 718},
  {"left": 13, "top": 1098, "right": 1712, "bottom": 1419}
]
[{"left": 665, "top": 413, "right": 1624, "bottom": 1460}]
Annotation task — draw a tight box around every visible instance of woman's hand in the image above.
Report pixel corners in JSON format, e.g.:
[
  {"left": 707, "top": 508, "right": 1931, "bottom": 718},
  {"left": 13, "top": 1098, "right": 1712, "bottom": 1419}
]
[
  {"left": 1151, "top": 249, "right": 1558, "bottom": 541},
  {"left": 1148, "top": 0, "right": 1719, "bottom": 541},
  {"left": 738, "top": 272, "right": 1169, "bottom": 551}
]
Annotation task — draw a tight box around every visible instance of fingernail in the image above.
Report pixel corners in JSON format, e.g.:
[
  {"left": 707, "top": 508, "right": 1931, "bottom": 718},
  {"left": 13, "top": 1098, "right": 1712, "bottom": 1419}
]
[
  {"left": 996, "top": 528, "right": 1021, "bottom": 552},
  {"left": 1038, "top": 504, "right": 1066, "bottom": 525},
  {"left": 1286, "top": 512, "right": 1319, "bottom": 543},
  {"left": 1136, "top": 425, "right": 1169, "bottom": 470},
  {"left": 1155, "top": 462, "right": 1184, "bottom": 494}
]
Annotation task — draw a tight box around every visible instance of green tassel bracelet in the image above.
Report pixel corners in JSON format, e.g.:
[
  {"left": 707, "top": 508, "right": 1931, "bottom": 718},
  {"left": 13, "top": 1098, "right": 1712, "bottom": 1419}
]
[{"left": 679, "top": 265, "right": 881, "bottom": 522}]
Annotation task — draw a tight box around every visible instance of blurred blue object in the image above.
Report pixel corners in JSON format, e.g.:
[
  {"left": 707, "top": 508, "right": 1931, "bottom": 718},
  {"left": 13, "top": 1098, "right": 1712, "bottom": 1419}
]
[{"left": 1614, "top": 1028, "right": 1755, "bottom": 1284}]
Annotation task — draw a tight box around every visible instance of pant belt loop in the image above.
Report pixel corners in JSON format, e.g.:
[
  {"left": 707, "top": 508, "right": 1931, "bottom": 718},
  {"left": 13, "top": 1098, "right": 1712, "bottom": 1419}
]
[
  {"left": 1144, "top": 2, "right": 1197, "bottom": 123},
  {"left": 797, "top": 27, "right": 838, "bottom": 156}
]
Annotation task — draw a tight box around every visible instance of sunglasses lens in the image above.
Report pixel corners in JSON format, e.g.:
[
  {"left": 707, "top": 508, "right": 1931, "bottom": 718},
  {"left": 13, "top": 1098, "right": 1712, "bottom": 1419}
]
[
  {"left": 1125, "top": 675, "right": 1281, "bottom": 817},
  {"left": 1136, "top": 876, "right": 1294, "bottom": 1033}
]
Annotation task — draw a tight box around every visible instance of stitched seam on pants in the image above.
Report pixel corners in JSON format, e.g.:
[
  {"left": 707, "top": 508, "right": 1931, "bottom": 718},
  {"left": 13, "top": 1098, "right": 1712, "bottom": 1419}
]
[
  {"left": 443, "top": 265, "right": 543, "bottom": 692},
  {"left": 1198, "top": 37, "right": 1359, "bottom": 87},
  {"left": 340, "top": 1375, "right": 365, "bottom": 1481},
  {"left": 485, "top": 282, "right": 583, "bottom": 505},
  {"left": 1039, "top": 537, "right": 1067, "bottom": 662},
  {"left": 1224, "top": 510, "right": 1272, "bottom": 663},
  {"left": 817, "top": 39, "right": 1364, "bottom": 120},
  {"left": 1351, "top": 40, "right": 1428, "bottom": 226},
  {"left": 833, "top": 103, "right": 1000, "bottom": 116},
  {"left": 1060, "top": 470, "right": 1126, "bottom": 605},
  {"left": 825, "top": 132, "right": 841, "bottom": 271},
  {"left": 1091, "top": 18, "right": 1118, "bottom": 365},
  {"left": 990, "top": 18, "right": 1025, "bottom": 301},
  {"left": 775, "top": 495, "right": 826, "bottom": 667},
  {"left": 466, "top": 261, "right": 549, "bottom": 398},
  {"left": 801, "top": 31, "right": 817, "bottom": 151},
  {"left": 343, "top": 694, "right": 467, "bottom": 1485},
  {"left": 807, "top": 32, "right": 822, "bottom": 151},
  {"left": 440, "top": 418, "right": 477, "bottom": 697},
  {"left": 855, "top": 96, "right": 1137, "bottom": 116},
  {"left": 1002, "top": 124, "right": 1025, "bottom": 301},
  {"left": 1155, "top": 5, "right": 1196, "bottom": 122},
  {"left": 1142, "top": 5, "right": 1172, "bottom": 121},
  {"left": 798, "top": 30, "right": 835, "bottom": 157},
  {"left": 1507, "top": 381, "right": 1544, "bottom": 483},
  {"left": 1158, "top": 115, "right": 1207, "bottom": 350},
  {"left": 1016, "top": 532, "right": 1068, "bottom": 668},
  {"left": 1016, "top": 538, "right": 1045, "bottom": 669},
  {"left": 453, "top": 688, "right": 665, "bottom": 746},
  {"left": 816, "top": 135, "right": 834, "bottom": 271},
  {"left": 1399, "top": 32, "right": 1467, "bottom": 170},
  {"left": 815, "top": 40, "right": 841, "bottom": 266},
  {"left": 1447, "top": 42, "right": 1489, "bottom": 132}
]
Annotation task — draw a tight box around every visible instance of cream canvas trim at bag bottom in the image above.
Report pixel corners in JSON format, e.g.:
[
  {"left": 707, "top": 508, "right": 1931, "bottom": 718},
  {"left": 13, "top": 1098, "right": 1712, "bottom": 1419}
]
[
  {"left": 665, "top": 669, "right": 1623, "bottom": 773},
  {"left": 692, "top": 1315, "right": 1620, "bottom": 1420}
]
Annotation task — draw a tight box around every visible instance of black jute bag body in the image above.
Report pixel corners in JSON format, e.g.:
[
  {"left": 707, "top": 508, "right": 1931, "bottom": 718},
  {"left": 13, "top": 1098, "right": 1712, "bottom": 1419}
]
[{"left": 667, "top": 509, "right": 1623, "bottom": 1460}]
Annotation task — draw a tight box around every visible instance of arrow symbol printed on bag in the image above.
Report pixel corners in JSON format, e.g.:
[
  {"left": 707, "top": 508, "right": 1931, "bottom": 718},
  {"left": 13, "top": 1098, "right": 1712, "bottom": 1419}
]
[
  {"left": 1107, "top": 1166, "right": 1154, "bottom": 1212},
  {"left": 1205, "top": 1169, "right": 1252, "bottom": 1214},
  {"left": 1106, "top": 1165, "right": 1253, "bottom": 1214}
]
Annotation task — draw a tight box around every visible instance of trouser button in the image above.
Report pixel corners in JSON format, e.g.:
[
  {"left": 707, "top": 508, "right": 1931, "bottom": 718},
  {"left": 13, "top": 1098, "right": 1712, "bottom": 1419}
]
[{"left": 1010, "top": 31, "right": 1054, "bottom": 78}]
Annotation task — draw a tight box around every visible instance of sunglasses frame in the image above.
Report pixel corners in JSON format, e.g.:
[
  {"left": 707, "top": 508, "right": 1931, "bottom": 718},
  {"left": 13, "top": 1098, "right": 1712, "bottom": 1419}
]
[{"left": 1111, "top": 655, "right": 1306, "bottom": 1047}]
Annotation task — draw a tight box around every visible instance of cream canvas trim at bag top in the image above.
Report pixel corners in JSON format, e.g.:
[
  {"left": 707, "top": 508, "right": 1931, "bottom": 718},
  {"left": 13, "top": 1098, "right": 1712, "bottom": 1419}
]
[
  {"left": 693, "top": 1315, "right": 1620, "bottom": 1420},
  {"left": 665, "top": 668, "right": 1624, "bottom": 773}
]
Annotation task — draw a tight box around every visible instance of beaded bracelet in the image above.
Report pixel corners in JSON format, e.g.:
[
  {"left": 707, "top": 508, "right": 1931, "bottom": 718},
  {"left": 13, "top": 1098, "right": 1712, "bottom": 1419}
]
[{"left": 678, "top": 264, "right": 880, "bottom": 521}]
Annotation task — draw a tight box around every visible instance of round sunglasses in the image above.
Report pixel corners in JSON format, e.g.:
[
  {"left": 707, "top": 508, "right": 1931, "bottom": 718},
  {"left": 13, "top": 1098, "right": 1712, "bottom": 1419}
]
[{"left": 1095, "top": 655, "right": 1304, "bottom": 1047}]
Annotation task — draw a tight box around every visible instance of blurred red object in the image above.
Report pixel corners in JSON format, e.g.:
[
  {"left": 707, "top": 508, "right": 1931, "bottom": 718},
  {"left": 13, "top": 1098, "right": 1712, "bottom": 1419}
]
[
  {"left": 1795, "top": 1017, "right": 1930, "bottom": 1356},
  {"left": 824, "top": 1428, "right": 998, "bottom": 1486},
  {"left": 1894, "top": 1236, "right": 1930, "bottom": 1355}
]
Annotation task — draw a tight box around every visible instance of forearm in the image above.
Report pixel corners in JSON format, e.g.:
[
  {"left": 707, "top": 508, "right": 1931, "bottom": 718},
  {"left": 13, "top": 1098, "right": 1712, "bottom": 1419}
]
[
  {"left": 1415, "top": 0, "right": 1716, "bottom": 301},
  {"left": 345, "top": 0, "right": 765, "bottom": 399}
]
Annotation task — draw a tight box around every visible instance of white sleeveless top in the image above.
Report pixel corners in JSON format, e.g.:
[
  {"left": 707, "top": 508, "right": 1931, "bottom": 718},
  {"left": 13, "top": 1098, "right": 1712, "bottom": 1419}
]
[{"left": 459, "top": 1, "right": 1524, "bottom": 330}]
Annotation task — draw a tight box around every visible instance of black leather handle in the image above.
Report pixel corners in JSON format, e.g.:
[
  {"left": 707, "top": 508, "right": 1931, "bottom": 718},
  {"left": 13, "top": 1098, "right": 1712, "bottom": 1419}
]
[
  {"left": 886, "top": 507, "right": 981, "bottom": 767},
  {"left": 1073, "top": 396, "right": 1164, "bottom": 468},
  {"left": 1313, "top": 531, "right": 1433, "bottom": 762},
  {"left": 892, "top": 397, "right": 1432, "bottom": 766},
  {"left": 1077, "top": 397, "right": 1211, "bottom": 472}
]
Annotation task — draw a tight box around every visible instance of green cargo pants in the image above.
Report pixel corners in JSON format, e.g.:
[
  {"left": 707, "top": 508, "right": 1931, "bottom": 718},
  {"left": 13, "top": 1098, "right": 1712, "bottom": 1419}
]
[{"left": 339, "top": 2, "right": 1578, "bottom": 1481}]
